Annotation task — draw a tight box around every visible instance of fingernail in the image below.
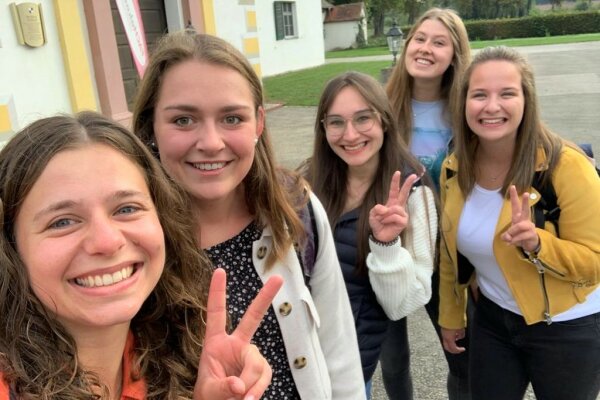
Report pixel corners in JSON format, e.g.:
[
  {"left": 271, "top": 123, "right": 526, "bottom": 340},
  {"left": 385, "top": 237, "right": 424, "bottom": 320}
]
[{"left": 244, "top": 396, "right": 255, "bottom": 400}]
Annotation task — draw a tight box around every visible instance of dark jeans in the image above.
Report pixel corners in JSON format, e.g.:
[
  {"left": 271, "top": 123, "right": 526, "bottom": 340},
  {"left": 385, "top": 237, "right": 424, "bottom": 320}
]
[
  {"left": 471, "top": 292, "right": 600, "bottom": 400},
  {"left": 380, "top": 317, "right": 413, "bottom": 400},
  {"left": 380, "top": 268, "right": 472, "bottom": 400}
]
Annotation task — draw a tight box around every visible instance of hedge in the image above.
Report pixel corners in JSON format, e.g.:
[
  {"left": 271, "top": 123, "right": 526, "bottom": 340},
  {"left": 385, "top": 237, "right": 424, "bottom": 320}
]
[
  {"left": 400, "top": 11, "right": 600, "bottom": 41},
  {"left": 465, "top": 11, "right": 600, "bottom": 40}
]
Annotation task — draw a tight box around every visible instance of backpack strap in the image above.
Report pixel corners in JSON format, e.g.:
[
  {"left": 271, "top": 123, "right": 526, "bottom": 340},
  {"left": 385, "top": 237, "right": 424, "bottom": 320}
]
[
  {"left": 297, "top": 198, "right": 318, "bottom": 291},
  {"left": 532, "top": 143, "right": 600, "bottom": 236},
  {"left": 532, "top": 171, "right": 561, "bottom": 236}
]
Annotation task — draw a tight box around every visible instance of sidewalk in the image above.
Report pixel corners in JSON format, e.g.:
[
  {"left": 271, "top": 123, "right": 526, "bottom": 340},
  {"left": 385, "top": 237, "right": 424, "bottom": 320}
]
[{"left": 267, "top": 41, "right": 600, "bottom": 399}]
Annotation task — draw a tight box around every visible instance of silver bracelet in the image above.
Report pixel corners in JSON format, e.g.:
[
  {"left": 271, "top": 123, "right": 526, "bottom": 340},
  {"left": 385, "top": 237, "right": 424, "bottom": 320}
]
[{"left": 369, "top": 234, "right": 399, "bottom": 247}]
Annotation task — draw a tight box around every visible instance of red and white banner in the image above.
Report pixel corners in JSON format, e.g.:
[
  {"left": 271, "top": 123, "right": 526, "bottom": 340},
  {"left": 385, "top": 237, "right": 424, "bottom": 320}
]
[{"left": 116, "top": 0, "right": 148, "bottom": 77}]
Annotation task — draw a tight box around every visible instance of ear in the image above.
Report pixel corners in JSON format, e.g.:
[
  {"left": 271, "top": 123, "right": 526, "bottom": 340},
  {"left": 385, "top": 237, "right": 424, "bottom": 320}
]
[{"left": 256, "top": 106, "right": 265, "bottom": 139}]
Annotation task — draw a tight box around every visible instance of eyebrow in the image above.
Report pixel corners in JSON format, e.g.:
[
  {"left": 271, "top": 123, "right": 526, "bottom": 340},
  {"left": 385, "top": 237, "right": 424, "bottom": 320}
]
[
  {"left": 162, "top": 104, "right": 253, "bottom": 113},
  {"left": 327, "top": 108, "right": 372, "bottom": 118},
  {"left": 415, "top": 32, "right": 449, "bottom": 39},
  {"left": 32, "top": 190, "right": 150, "bottom": 223},
  {"left": 469, "top": 86, "right": 520, "bottom": 92}
]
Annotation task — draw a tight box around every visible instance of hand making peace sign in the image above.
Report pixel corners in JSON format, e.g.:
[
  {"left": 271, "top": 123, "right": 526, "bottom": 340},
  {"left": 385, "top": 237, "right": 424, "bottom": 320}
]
[
  {"left": 194, "top": 268, "right": 283, "bottom": 400},
  {"left": 500, "top": 185, "right": 540, "bottom": 253},
  {"left": 369, "top": 171, "right": 419, "bottom": 243}
]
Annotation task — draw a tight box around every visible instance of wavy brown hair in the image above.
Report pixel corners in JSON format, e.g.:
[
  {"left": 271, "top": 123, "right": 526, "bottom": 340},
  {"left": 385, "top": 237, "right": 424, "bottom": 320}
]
[
  {"left": 453, "top": 46, "right": 563, "bottom": 198},
  {"left": 133, "top": 31, "right": 307, "bottom": 268},
  {"left": 0, "top": 112, "right": 211, "bottom": 399},
  {"left": 305, "top": 72, "right": 436, "bottom": 274},
  {"left": 386, "top": 7, "right": 471, "bottom": 146}
]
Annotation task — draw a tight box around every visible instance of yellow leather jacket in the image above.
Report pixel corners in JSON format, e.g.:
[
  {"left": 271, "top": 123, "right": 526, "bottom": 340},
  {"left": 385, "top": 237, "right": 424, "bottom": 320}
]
[{"left": 439, "top": 146, "right": 600, "bottom": 327}]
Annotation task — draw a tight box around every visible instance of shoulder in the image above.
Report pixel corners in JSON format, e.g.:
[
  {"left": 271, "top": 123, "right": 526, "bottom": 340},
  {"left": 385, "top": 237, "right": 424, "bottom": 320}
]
[
  {"left": 553, "top": 145, "right": 598, "bottom": 182},
  {"left": 307, "top": 191, "right": 328, "bottom": 224},
  {"left": 0, "top": 373, "right": 9, "bottom": 398}
]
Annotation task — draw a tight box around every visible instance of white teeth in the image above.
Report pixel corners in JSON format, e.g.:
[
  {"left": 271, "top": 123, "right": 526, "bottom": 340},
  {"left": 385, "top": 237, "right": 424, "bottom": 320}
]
[
  {"left": 102, "top": 274, "right": 112, "bottom": 286},
  {"left": 192, "top": 162, "right": 226, "bottom": 171},
  {"left": 112, "top": 270, "right": 123, "bottom": 282},
  {"left": 75, "top": 266, "right": 135, "bottom": 288},
  {"left": 345, "top": 143, "right": 366, "bottom": 151},
  {"left": 416, "top": 58, "right": 432, "bottom": 65},
  {"left": 482, "top": 118, "right": 504, "bottom": 124}
]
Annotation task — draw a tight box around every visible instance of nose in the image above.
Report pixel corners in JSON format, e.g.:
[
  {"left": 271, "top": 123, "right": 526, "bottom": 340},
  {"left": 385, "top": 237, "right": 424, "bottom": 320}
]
[
  {"left": 195, "top": 121, "right": 225, "bottom": 153},
  {"left": 418, "top": 40, "right": 432, "bottom": 53},
  {"left": 484, "top": 95, "right": 502, "bottom": 113},
  {"left": 83, "top": 215, "right": 126, "bottom": 255},
  {"left": 342, "top": 120, "right": 361, "bottom": 140}
]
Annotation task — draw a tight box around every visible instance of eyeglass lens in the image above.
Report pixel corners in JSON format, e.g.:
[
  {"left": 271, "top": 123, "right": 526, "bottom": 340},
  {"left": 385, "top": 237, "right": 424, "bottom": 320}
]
[{"left": 324, "top": 110, "right": 376, "bottom": 135}]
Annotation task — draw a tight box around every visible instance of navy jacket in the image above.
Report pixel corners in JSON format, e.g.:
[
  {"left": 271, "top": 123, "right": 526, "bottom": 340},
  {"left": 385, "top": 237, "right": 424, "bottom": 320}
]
[{"left": 333, "top": 209, "right": 390, "bottom": 382}]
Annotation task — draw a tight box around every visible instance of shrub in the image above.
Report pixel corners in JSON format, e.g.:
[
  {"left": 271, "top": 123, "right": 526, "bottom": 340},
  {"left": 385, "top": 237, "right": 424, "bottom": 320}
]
[{"left": 463, "top": 10, "right": 600, "bottom": 40}]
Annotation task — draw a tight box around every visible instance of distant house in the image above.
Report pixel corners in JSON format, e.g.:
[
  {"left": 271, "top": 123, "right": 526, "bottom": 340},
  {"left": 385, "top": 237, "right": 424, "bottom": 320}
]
[{"left": 323, "top": 2, "right": 367, "bottom": 51}]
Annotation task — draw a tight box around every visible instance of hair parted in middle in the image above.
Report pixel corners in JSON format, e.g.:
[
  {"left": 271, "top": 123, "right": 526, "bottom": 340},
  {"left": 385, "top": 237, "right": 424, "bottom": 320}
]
[
  {"left": 132, "top": 30, "right": 307, "bottom": 268},
  {"left": 306, "top": 71, "right": 436, "bottom": 274},
  {"left": 453, "top": 45, "right": 563, "bottom": 198},
  {"left": 386, "top": 7, "right": 471, "bottom": 146},
  {"left": 0, "top": 111, "right": 210, "bottom": 399}
]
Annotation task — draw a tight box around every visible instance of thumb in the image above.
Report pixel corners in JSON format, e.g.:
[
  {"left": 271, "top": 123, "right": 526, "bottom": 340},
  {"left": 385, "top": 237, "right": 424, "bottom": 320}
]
[{"left": 226, "top": 376, "right": 246, "bottom": 396}]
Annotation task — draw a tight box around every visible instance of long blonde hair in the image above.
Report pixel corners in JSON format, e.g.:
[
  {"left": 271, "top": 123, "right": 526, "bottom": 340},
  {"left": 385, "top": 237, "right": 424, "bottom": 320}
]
[{"left": 386, "top": 8, "right": 471, "bottom": 146}]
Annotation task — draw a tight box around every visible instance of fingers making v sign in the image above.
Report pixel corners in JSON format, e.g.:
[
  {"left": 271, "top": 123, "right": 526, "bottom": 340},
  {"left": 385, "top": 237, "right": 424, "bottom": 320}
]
[
  {"left": 500, "top": 185, "right": 540, "bottom": 253},
  {"left": 369, "top": 171, "right": 419, "bottom": 243},
  {"left": 194, "top": 268, "right": 283, "bottom": 400}
]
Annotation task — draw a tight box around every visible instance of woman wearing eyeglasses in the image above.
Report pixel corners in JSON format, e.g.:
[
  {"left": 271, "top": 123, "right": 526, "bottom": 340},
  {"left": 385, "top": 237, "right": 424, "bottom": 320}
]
[{"left": 302, "top": 72, "right": 438, "bottom": 399}]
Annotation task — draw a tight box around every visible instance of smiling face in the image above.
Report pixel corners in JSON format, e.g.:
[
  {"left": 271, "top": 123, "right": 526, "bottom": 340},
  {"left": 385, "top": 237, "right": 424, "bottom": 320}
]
[
  {"left": 15, "top": 144, "right": 165, "bottom": 334},
  {"left": 152, "top": 60, "right": 264, "bottom": 205},
  {"left": 465, "top": 60, "right": 525, "bottom": 145},
  {"left": 405, "top": 18, "right": 455, "bottom": 85},
  {"left": 325, "top": 86, "right": 383, "bottom": 171}
]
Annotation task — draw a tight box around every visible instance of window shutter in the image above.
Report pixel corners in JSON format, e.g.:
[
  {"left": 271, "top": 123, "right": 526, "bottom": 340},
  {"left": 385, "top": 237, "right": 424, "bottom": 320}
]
[{"left": 274, "top": 2, "right": 284, "bottom": 40}]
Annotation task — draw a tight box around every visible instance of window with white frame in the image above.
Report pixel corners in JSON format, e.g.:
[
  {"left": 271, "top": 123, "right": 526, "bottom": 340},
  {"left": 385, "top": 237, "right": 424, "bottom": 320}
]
[{"left": 274, "top": 1, "right": 297, "bottom": 40}]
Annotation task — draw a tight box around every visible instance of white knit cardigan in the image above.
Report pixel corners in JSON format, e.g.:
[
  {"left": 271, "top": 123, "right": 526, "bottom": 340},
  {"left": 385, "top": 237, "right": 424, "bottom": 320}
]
[{"left": 367, "top": 185, "right": 438, "bottom": 320}]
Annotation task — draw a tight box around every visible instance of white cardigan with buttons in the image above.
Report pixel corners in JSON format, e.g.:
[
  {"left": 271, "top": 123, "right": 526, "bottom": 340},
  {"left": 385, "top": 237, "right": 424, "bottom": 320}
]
[{"left": 253, "top": 193, "right": 366, "bottom": 400}]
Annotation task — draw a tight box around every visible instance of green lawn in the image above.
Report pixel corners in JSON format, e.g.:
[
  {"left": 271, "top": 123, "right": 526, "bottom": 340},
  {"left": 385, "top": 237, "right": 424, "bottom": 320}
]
[
  {"left": 266, "top": 33, "right": 600, "bottom": 107},
  {"left": 264, "top": 61, "right": 389, "bottom": 106},
  {"left": 325, "top": 32, "right": 600, "bottom": 58}
]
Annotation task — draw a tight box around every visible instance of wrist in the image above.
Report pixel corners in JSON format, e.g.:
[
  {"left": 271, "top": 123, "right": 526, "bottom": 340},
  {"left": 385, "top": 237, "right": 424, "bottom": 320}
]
[
  {"left": 523, "top": 237, "right": 541, "bottom": 257},
  {"left": 369, "top": 233, "right": 399, "bottom": 247}
]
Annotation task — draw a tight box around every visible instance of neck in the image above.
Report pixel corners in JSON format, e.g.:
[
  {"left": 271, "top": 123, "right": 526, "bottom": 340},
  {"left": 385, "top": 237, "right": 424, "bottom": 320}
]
[
  {"left": 192, "top": 186, "right": 254, "bottom": 248},
  {"left": 70, "top": 323, "right": 130, "bottom": 399},
  {"left": 412, "top": 78, "right": 442, "bottom": 102},
  {"left": 476, "top": 138, "right": 515, "bottom": 163},
  {"left": 345, "top": 159, "right": 378, "bottom": 212},
  {"left": 475, "top": 140, "right": 515, "bottom": 189}
]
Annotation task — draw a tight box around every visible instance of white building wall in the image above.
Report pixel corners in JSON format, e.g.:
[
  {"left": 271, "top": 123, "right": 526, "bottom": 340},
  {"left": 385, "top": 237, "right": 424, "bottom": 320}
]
[
  {"left": 0, "top": 1, "right": 77, "bottom": 131},
  {"left": 324, "top": 21, "right": 360, "bottom": 51},
  {"left": 255, "top": 0, "right": 324, "bottom": 77},
  {"left": 213, "top": 1, "right": 253, "bottom": 56}
]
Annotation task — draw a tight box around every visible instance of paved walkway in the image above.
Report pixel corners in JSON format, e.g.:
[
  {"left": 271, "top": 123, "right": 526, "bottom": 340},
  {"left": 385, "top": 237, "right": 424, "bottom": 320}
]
[{"left": 266, "top": 41, "right": 600, "bottom": 400}]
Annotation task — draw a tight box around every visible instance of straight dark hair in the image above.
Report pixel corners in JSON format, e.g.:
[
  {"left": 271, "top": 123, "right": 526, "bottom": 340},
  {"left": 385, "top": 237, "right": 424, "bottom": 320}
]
[{"left": 306, "top": 71, "right": 436, "bottom": 273}]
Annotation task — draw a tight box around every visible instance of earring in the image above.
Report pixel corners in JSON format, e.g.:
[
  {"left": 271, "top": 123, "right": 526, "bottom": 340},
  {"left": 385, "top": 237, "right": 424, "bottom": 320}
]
[
  {"left": 149, "top": 140, "right": 159, "bottom": 156},
  {"left": 254, "top": 138, "right": 259, "bottom": 145}
]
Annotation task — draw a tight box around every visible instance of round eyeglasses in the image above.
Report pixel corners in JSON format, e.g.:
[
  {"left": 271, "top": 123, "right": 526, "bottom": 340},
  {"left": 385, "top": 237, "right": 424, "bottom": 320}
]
[{"left": 322, "top": 110, "right": 379, "bottom": 137}]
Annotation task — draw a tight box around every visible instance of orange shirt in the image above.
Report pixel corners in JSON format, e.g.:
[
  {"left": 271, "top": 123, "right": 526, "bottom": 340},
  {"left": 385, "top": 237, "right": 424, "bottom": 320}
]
[{"left": 0, "top": 331, "right": 147, "bottom": 399}]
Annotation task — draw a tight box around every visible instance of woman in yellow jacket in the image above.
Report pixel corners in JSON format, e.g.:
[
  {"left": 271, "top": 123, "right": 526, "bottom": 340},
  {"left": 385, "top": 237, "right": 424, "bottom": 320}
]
[{"left": 438, "top": 46, "right": 600, "bottom": 400}]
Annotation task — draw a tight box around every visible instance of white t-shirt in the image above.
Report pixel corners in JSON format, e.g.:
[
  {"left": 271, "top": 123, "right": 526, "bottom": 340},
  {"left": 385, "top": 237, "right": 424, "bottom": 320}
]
[{"left": 457, "top": 184, "right": 600, "bottom": 321}]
